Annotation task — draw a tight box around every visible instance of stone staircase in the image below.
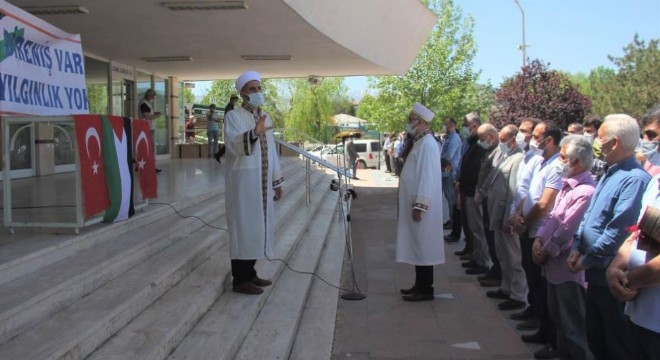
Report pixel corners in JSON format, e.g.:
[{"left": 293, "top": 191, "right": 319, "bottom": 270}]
[{"left": 0, "top": 157, "right": 347, "bottom": 360}]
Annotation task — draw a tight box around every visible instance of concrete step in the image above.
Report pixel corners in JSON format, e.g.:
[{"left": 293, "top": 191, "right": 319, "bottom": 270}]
[
  {"left": 0, "top": 187, "right": 223, "bottom": 288},
  {"left": 0, "top": 159, "right": 305, "bottom": 344},
  {"left": 87, "top": 173, "right": 334, "bottom": 360},
  {"left": 0, "top": 194, "right": 226, "bottom": 344},
  {"left": 0, "top": 222, "right": 223, "bottom": 360},
  {"left": 167, "top": 187, "right": 338, "bottom": 360},
  {"left": 234, "top": 191, "right": 339, "bottom": 360},
  {"left": 0, "top": 161, "right": 323, "bottom": 360},
  {"left": 289, "top": 210, "right": 347, "bottom": 360}
]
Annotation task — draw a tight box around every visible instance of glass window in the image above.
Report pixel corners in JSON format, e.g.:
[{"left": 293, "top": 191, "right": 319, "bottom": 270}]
[
  {"left": 84, "top": 57, "right": 109, "bottom": 115},
  {"left": 153, "top": 76, "right": 169, "bottom": 156}
]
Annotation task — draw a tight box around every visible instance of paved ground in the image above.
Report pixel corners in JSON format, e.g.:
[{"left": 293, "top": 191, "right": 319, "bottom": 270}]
[{"left": 332, "top": 169, "right": 543, "bottom": 360}]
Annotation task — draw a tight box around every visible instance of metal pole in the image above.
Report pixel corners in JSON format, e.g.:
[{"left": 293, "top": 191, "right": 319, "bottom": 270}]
[{"left": 514, "top": 0, "right": 526, "bottom": 68}]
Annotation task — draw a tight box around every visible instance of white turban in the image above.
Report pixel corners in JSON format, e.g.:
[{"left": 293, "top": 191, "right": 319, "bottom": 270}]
[
  {"left": 411, "top": 103, "right": 434, "bottom": 122},
  {"left": 235, "top": 70, "right": 262, "bottom": 93}
]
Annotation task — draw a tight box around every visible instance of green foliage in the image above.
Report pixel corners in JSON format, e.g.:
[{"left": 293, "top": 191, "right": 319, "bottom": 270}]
[
  {"left": 591, "top": 35, "right": 659, "bottom": 119},
  {"left": 201, "top": 80, "right": 236, "bottom": 107},
  {"left": 182, "top": 87, "right": 195, "bottom": 104},
  {"left": 356, "top": 0, "right": 483, "bottom": 132},
  {"left": 283, "top": 77, "right": 349, "bottom": 142}
]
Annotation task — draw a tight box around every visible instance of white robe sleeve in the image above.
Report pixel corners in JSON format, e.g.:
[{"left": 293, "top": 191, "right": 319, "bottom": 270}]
[{"left": 224, "top": 110, "right": 257, "bottom": 157}]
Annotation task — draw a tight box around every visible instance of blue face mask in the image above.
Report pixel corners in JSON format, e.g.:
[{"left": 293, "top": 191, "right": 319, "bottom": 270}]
[
  {"left": 640, "top": 140, "right": 658, "bottom": 155},
  {"left": 247, "top": 92, "right": 265, "bottom": 107}
]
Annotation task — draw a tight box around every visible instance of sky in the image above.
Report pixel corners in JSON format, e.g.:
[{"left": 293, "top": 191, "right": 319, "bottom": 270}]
[
  {"left": 344, "top": 0, "right": 659, "bottom": 99},
  {"left": 196, "top": 0, "right": 659, "bottom": 101}
]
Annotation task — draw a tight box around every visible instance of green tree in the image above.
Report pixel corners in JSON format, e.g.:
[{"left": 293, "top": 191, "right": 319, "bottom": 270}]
[
  {"left": 283, "top": 77, "right": 349, "bottom": 142},
  {"left": 356, "top": 0, "right": 481, "bottom": 132},
  {"left": 182, "top": 87, "right": 195, "bottom": 105},
  {"left": 201, "top": 80, "right": 236, "bottom": 107},
  {"left": 592, "top": 35, "right": 659, "bottom": 119}
]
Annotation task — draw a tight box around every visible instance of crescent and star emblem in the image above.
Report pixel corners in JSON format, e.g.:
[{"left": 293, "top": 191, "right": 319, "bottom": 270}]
[
  {"left": 85, "top": 127, "right": 101, "bottom": 175},
  {"left": 135, "top": 131, "right": 150, "bottom": 170}
]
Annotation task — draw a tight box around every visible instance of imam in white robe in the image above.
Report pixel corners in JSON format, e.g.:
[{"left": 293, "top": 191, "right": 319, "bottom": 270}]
[
  {"left": 396, "top": 131, "right": 445, "bottom": 265},
  {"left": 224, "top": 106, "right": 283, "bottom": 259}
]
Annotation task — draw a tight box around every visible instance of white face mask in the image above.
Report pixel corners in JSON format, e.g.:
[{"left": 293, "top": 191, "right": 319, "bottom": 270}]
[
  {"left": 498, "top": 142, "right": 511, "bottom": 156},
  {"left": 405, "top": 121, "right": 418, "bottom": 136},
  {"left": 515, "top": 132, "right": 527, "bottom": 150},
  {"left": 559, "top": 160, "right": 572, "bottom": 177},
  {"left": 477, "top": 139, "right": 491, "bottom": 150},
  {"left": 528, "top": 139, "right": 543, "bottom": 156},
  {"left": 461, "top": 127, "right": 470, "bottom": 138},
  {"left": 583, "top": 133, "right": 595, "bottom": 144},
  {"left": 246, "top": 92, "right": 265, "bottom": 107}
]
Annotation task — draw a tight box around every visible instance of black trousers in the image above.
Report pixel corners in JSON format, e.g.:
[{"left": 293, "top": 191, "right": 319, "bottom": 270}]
[
  {"left": 482, "top": 200, "right": 501, "bottom": 277},
  {"left": 231, "top": 259, "right": 257, "bottom": 286},
  {"left": 449, "top": 205, "right": 463, "bottom": 241},
  {"left": 521, "top": 231, "right": 555, "bottom": 341},
  {"left": 384, "top": 152, "right": 392, "bottom": 172},
  {"left": 414, "top": 265, "right": 434, "bottom": 294},
  {"left": 627, "top": 316, "right": 660, "bottom": 360},
  {"left": 586, "top": 285, "right": 632, "bottom": 360}
]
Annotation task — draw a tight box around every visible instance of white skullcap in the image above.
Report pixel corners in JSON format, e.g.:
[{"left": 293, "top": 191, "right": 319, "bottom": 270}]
[
  {"left": 235, "top": 70, "right": 261, "bottom": 93},
  {"left": 411, "top": 103, "right": 434, "bottom": 122}
]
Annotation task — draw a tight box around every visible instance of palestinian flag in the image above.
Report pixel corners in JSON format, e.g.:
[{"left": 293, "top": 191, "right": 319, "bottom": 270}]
[{"left": 101, "top": 116, "right": 135, "bottom": 222}]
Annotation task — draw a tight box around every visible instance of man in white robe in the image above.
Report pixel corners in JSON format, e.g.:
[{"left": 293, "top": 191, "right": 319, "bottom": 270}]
[
  {"left": 225, "top": 71, "right": 284, "bottom": 295},
  {"left": 396, "top": 103, "right": 445, "bottom": 301}
]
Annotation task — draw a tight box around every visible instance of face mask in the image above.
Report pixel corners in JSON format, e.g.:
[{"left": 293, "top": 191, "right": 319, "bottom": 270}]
[
  {"left": 559, "top": 160, "right": 572, "bottom": 177},
  {"left": 515, "top": 132, "right": 527, "bottom": 150},
  {"left": 246, "top": 92, "right": 265, "bottom": 107},
  {"left": 583, "top": 133, "right": 595, "bottom": 144},
  {"left": 498, "top": 142, "right": 511, "bottom": 156},
  {"left": 639, "top": 140, "right": 658, "bottom": 155},
  {"left": 477, "top": 139, "right": 491, "bottom": 150},
  {"left": 405, "top": 121, "right": 417, "bottom": 136},
  {"left": 461, "top": 127, "right": 470, "bottom": 138},
  {"left": 600, "top": 138, "right": 614, "bottom": 158},
  {"left": 528, "top": 139, "right": 543, "bottom": 156}
]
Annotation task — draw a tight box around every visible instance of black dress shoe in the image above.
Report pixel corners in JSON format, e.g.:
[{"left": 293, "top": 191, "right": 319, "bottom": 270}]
[
  {"left": 444, "top": 236, "right": 459, "bottom": 243},
  {"left": 251, "top": 277, "right": 272, "bottom": 287},
  {"left": 498, "top": 299, "right": 526, "bottom": 310},
  {"left": 232, "top": 282, "right": 264, "bottom": 295},
  {"left": 402, "top": 292, "right": 434, "bottom": 302},
  {"left": 510, "top": 307, "right": 534, "bottom": 320},
  {"left": 517, "top": 318, "right": 540, "bottom": 331},
  {"left": 479, "top": 278, "right": 501, "bottom": 287},
  {"left": 400, "top": 286, "right": 416, "bottom": 295},
  {"left": 521, "top": 330, "right": 547, "bottom": 344},
  {"left": 461, "top": 260, "right": 478, "bottom": 268},
  {"left": 454, "top": 249, "right": 470, "bottom": 256},
  {"left": 486, "top": 289, "right": 510, "bottom": 299},
  {"left": 443, "top": 221, "right": 453, "bottom": 229},
  {"left": 534, "top": 344, "right": 559, "bottom": 359},
  {"left": 465, "top": 266, "right": 489, "bottom": 275},
  {"left": 156, "top": 168, "right": 163, "bottom": 173}
]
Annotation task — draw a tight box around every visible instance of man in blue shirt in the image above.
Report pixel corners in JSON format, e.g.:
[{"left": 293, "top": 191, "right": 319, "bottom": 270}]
[
  {"left": 442, "top": 117, "right": 462, "bottom": 179},
  {"left": 569, "top": 114, "right": 651, "bottom": 360}
]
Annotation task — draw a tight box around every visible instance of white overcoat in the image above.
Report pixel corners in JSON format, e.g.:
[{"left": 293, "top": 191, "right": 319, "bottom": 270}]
[
  {"left": 224, "top": 106, "right": 283, "bottom": 259},
  {"left": 396, "top": 132, "right": 445, "bottom": 265}
]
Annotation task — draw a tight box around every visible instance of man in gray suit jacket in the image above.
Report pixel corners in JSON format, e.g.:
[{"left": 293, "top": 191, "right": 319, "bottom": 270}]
[{"left": 485, "top": 125, "right": 529, "bottom": 310}]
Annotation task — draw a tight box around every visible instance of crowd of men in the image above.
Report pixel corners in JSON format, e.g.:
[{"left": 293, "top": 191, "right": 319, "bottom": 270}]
[
  {"left": 429, "top": 107, "right": 660, "bottom": 360},
  {"left": 389, "top": 106, "right": 659, "bottom": 359}
]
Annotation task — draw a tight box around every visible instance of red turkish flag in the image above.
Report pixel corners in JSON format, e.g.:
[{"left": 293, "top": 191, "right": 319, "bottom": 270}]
[
  {"left": 133, "top": 119, "right": 158, "bottom": 198},
  {"left": 74, "top": 115, "right": 111, "bottom": 217}
]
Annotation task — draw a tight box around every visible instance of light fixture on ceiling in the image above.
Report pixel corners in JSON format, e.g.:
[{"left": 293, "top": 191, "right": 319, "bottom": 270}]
[
  {"left": 241, "top": 55, "right": 292, "bottom": 61},
  {"left": 142, "top": 56, "right": 194, "bottom": 62},
  {"left": 22, "top": 5, "right": 89, "bottom": 15},
  {"left": 161, "top": 1, "right": 248, "bottom": 11}
]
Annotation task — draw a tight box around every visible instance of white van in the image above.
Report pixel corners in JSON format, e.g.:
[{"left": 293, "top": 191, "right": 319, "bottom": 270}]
[{"left": 321, "top": 139, "right": 382, "bottom": 169}]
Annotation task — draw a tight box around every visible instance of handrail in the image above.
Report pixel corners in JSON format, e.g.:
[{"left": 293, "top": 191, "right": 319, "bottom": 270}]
[{"left": 275, "top": 138, "right": 350, "bottom": 179}]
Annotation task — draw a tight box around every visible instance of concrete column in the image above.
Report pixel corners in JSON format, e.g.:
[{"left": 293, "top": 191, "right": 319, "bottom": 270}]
[{"left": 168, "top": 77, "right": 180, "bottom": 159}]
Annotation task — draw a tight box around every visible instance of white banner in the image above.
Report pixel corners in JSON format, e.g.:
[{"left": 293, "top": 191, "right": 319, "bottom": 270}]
[{"left": 0, "top": 0, "right": 88, "bottom": 115}]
